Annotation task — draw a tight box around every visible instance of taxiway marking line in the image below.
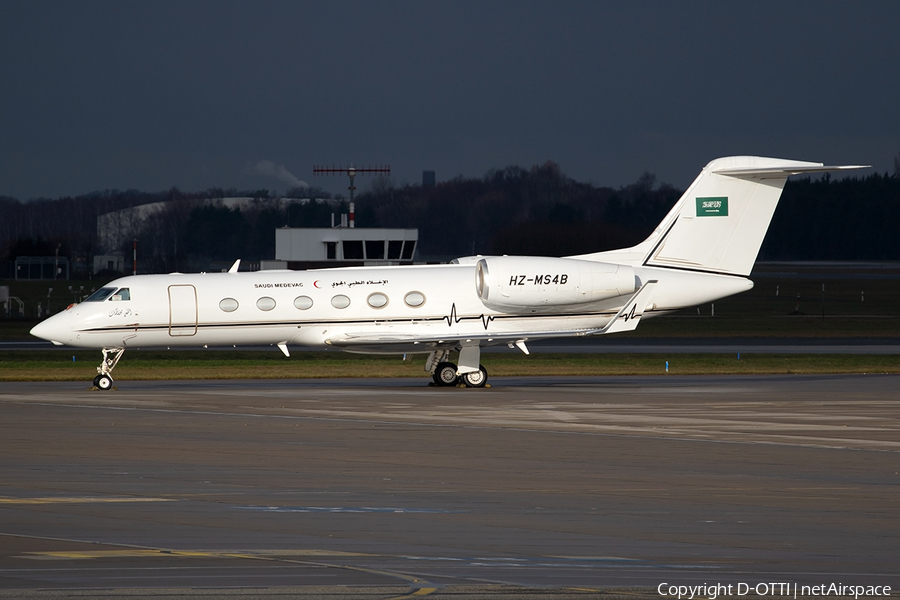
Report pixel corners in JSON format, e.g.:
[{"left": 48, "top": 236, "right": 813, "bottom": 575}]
[
  {"left": 8, "top": 399, "right": 900, "bottom": 453},
  {"left": 0, "top": 496, "right": 175, "bottom": 505},
  {"left": 20, "top": 549, "right": 374, "bottom": 560},
  {"left": 17, "top": 546, "right": 440, "bottom": 596},
  {"left": 384, "top": 588, "right": 438, "bottom": 599}
]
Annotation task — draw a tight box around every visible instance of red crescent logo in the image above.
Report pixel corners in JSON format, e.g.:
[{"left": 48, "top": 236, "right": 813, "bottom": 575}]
[{"left": 313, "top": 280, "right": 321, "bottom": 289}]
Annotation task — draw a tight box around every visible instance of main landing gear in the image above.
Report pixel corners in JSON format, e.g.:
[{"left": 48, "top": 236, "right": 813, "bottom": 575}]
[
  {"left": 93, "top": 347, "right": 124, "bottom": 391},
  {"left": 426, "top": 349, "right": 489, "bottom": 388}
]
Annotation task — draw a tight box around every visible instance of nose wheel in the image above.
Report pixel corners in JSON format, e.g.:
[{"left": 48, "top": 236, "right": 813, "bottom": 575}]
[
  {"left": 94, "top": 347, "right": 124, "bottom": 391},
  {"left": 93, "top": 373, "right": 114, "bottom": 390}
]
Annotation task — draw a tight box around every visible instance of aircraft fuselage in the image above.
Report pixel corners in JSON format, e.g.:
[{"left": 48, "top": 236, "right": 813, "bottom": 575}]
[{"left": 33, "top": 263, "right": 750, "bottom": 353}]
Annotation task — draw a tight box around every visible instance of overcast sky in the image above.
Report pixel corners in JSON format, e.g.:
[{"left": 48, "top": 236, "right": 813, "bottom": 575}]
[{"left": 1, "top": 1, "right": 898, "bottom": 200}]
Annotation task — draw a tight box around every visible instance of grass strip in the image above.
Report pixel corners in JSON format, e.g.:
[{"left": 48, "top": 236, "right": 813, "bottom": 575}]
[{"left": 1, "top": 350, "right": 898, "bottom": 381}]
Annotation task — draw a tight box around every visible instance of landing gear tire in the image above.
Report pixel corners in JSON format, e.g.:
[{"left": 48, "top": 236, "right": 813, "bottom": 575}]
[
  {"left": 94, "top": 374, "right": 114, "bottom": 391},
  {"left": 461, "top": 364, "right": 488, "bottom": 388},
  {"left": 433, "top": 362, "right": 459, "bottom": 386},
  {"left": 93, "top": 347, "right": 124, "bottom": 391}
]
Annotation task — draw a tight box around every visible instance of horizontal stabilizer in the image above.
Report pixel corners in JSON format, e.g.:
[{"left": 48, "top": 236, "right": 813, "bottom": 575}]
[{"left": 714, "top": 163, "right": 870, "bottom": 178}]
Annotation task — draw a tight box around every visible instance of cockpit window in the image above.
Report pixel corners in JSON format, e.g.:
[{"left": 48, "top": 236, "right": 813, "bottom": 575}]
[
  {"left": 110, "top": 288, "right": 130, "bottom": 301},
  {"left": 84, "top": 287, "right": 117, "bottom": 302}
]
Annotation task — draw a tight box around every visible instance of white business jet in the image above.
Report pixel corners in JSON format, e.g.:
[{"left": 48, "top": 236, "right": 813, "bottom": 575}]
[{"left": 31, "top": 156, "right": 866, "bottom": 390}]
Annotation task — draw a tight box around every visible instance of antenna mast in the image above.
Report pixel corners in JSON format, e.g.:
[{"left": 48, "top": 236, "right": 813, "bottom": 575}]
[{"left": 313, "top": 164, "right": 391, "bottom": 203}]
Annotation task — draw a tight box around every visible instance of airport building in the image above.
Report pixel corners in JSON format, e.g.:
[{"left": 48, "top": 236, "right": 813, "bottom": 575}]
[
  {"left": 94, "top": 196, "right": 419, "bottom": 273},
  {"left": 268, "top": 226, "right": 418, "bottom": 270}
]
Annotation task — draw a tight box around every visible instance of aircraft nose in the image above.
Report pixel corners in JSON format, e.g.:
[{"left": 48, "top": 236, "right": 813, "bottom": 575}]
[{"left": 30, "top": 314, "right": 67, "bottom": 345}]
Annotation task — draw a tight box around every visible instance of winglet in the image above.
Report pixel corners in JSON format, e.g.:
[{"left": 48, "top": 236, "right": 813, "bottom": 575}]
[
  {"left": 228, "top": 259, "right": 241, "bottom": 273},
  {"left": 277, "top": 342, "right": 290, "bottom": 357},
  {"left": 590, "top": 280, "right": 658, "bottom": 336}
]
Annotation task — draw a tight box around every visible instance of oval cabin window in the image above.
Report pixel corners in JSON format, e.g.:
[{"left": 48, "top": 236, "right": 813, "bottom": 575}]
[
  {"left": 293, "top": 295, "right": 313, "bottom": 310},
  {"left": 367, "top": 292, "right": 388, "bottom": 309},
  {"left": 331, "top": 295, "right": 351, "bottom": 309},
  {"left": 219, "top": 298, "right": 239, "bottom": 312},
  {"left": 257, "top": 297, "right": 276, "bottom": 311},
  {"left": 404, "top": 291, "right": 426, "bottom": 307}
]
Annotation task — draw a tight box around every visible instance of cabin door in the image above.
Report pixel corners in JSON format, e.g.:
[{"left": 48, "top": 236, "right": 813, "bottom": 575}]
[{"left": 168, "top": 285, "right": 198, "bottom": 336}]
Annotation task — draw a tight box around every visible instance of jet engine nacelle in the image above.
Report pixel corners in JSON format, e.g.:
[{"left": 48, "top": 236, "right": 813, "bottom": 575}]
[{"left": 475, "top": 256, "right": 635, "bottom": 313}]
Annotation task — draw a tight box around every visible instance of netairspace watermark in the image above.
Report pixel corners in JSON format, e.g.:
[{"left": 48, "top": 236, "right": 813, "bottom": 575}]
[{"left": 657, "top": 583, "right": 892, "bottom": 600}]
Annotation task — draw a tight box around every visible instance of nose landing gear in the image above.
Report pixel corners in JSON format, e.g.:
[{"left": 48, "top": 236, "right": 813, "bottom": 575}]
[{"left": 93, "top": 347, "right": 124, "bottom": 391}]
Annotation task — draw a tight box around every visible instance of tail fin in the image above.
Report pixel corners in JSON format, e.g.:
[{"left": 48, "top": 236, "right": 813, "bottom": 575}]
[{"left": 584, "top": 156, "right": 868, "bottom": 277}]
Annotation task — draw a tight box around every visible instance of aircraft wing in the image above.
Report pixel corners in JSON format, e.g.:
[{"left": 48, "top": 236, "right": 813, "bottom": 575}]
[
  {"left": 324, "top": 281, "right": 658, "bottom": 352},
  {"left": 325, "top": 329, "right": 587, "bottom": 352},
  {"left": 580, "top": 280, "right": 657, "bottom": 335}
]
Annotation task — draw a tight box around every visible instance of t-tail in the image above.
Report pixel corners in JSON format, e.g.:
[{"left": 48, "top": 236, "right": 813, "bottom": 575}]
[{"left": 583, "top": 156, "right": 869, "bottom": 277}]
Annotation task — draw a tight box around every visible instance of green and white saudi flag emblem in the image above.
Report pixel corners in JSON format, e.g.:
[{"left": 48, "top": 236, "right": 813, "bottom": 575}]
[{"left": 696, "top": 196, "right": 728, "bottom": 216}]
